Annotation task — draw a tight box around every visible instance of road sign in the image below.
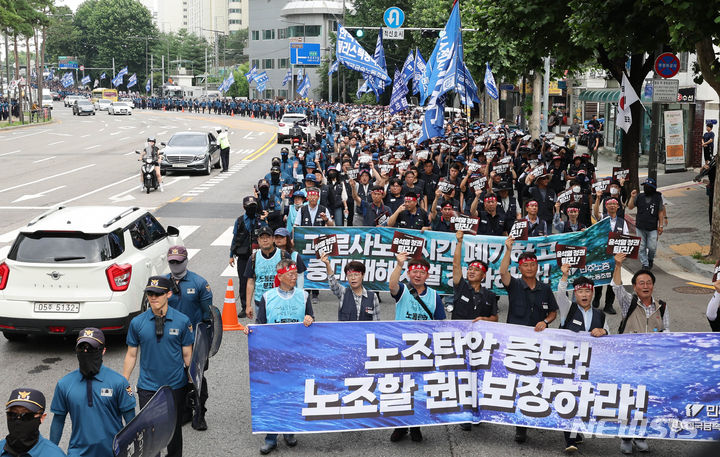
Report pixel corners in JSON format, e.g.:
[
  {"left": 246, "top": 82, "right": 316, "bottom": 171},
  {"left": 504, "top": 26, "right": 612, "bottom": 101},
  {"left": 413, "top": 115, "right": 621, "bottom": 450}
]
[
  {"left": 79, "top": 65, "right": 84, "bottom": 71},
  {"left": 289, "top": 42, "right": 321, "bottom": 66},
  {"left": 383, "top": 7, "right": 405, "bottom": 29},
  {"left": 654, "top": 52, "right": 680, "bottom": 78},
  {"left": 652, "top": 78, "right": 679, "bottom": 102},
  {"left": 382, "top": 28, "right": 404, "bottom": 40},
  {"left": 58, "top": 56, "right": 78, "bottom": 69},
  {"left": 499, "top": 84, "right": 515, "bottom": 91}
]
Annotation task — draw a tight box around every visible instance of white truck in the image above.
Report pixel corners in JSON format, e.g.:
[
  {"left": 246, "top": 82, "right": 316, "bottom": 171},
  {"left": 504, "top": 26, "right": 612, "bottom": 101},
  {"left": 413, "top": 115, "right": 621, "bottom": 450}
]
[{"left": 41, "top": 88, "right": 53, "bottom": 109}]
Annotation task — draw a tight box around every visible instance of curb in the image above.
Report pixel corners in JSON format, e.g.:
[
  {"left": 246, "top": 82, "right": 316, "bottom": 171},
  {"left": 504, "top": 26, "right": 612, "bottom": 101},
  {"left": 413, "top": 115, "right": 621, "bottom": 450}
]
[
  {"left": 672, "top": 255, "right": 716, "bottom": 277},
  {"left": 0, "top": 118, "right": 56, "bottom": 131}
]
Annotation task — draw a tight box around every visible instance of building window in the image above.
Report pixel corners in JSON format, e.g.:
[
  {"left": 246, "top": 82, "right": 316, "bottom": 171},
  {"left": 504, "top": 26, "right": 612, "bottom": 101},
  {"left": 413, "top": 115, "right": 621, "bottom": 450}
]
[
  {"left": 229, "top": 8, "right": 241, "bottom": 13},
  {"left": 278, "top": 89, "right": 288, "bottom": 99},
  {"left": 229, "top": 19, "right": 241, "bottom": 24},
  {"left": 263, "top": 29, "right": 275, "bottom": 40},
  {"left": 278, "top": 28, "right": 287, "bottom": 39},
  {"left": 278, "top": 58, "right": 289, "bottom": 69},
  {"left": 251, "top": 30, "right": 259, "bottom": 40},
  {"left": 288, "top": 25, "right": 321, "bottom": 38},
  {"left": 679, "top": 52, "right": 689, "bottom": 73},
  {"left": 251, "top": 59, "right": 260, "bottom": 69},
  {"left": 262, "top": 59, "right": 274, "bottom": 69}
]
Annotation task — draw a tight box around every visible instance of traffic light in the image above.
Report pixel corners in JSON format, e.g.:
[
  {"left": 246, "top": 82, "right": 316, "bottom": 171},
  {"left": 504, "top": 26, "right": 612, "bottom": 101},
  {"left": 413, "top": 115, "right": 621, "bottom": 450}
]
[
  {"left": 421, "top": 30, "right": 439, "bottom": 38},
  {"left": 356, "top": 29, "right": 364, "bottom": 38}
]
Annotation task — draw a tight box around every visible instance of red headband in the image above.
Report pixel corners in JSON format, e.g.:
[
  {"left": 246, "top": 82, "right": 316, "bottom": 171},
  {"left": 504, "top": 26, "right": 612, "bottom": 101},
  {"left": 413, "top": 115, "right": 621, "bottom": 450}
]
[
  {"left": 605, "top": 198, "right": 619, "bottom": 205},
  {"left": 307, "top": 190, "right": 320, "bottom": 195},
  {"left": 405, "top": 196, "right": 418, "bottom": 202},
  {"left": 408, "top": 264, "right": 429, "bottom": 272},
  {"left": 484, "top": 196, "right": 497, "bottom": 202},
  {"left": 518, "top": 256, "right": 537, "bottom": 265},
  {"left": 468, "top": 261, "right": 487, "bottom": 272},
  {"left": 574, "top": 283, "right": 594, "bottom": 290},
  {"left": 277, "top": 264, "right": 298, "bottom": 275},
  {"left": 525, "top": 200, "right": 538, "bottom": 207},
  {"left": 567, "top": 207, "right": 579, "bottom": 213}
]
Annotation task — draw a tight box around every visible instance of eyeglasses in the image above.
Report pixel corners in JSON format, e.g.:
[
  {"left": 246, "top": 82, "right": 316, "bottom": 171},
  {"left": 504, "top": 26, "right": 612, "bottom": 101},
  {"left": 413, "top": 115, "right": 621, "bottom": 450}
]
[
  {"left": 346, "top": 272, "right": 363, "bottom": 278},
  {"left": 146, "top": 291, "right": 164, "bottom": 297},
  {"left": 6, "top": 412, "right": 38, "bottom": 421}
]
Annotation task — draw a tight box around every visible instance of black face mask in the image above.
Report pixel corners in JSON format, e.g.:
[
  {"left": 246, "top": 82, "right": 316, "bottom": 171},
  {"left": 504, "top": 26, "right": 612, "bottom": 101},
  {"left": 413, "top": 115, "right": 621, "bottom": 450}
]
[
  {"left": 270, "top": 173, "right": 280, "bottom": 185},
  {"left": 5, "top": 417, "right": 41, "bottom": 454},
  {"left": 281, "top": 154, "right": 288, "bottom": 162},
  {"left": 245, "top": 206, "right": 257, "bottom": 218},
  {"left": 77, "top": 350, "right": 103, "bottom": 378},
  {"left": 259, "top": 187, "right": 269, "bottom": 198},
  {"left": 643, "top": 185, "right": 656, "bottom": 195}
]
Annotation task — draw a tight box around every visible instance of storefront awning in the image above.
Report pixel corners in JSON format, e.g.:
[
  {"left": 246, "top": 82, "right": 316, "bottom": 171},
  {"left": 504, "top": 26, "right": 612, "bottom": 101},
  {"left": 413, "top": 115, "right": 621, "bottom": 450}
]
[{"left": 578, "top": 89, "right": 621, "bottom": 103}]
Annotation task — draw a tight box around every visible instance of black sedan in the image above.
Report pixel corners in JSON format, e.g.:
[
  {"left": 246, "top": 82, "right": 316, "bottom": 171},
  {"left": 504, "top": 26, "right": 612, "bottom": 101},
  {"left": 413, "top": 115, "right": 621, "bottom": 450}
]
[
  {"left": 72, "top": 99, "right": 96, "bottom": 116},
  {"left": 159, "top": 131, "right": 222, "bottom": 175}
]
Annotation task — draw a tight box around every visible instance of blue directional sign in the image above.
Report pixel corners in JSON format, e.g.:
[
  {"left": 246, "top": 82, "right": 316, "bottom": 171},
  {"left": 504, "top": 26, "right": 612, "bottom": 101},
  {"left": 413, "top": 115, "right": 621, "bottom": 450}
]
[
  {"left": 384, "top": 7, "right": 405, "bottom": 29},
  {"left": 290, "top": 43, "right": 321, "bottom": 66}
]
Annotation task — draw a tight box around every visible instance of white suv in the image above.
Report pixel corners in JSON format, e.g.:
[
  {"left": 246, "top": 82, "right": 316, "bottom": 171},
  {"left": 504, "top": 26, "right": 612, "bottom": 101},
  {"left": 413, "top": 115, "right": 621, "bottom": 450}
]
[
  {"left": 278, "top": 113, "right": 310, "bottom": 143},
  {"left": 0, "top": 206, "right": 183, "bottom": 341}
]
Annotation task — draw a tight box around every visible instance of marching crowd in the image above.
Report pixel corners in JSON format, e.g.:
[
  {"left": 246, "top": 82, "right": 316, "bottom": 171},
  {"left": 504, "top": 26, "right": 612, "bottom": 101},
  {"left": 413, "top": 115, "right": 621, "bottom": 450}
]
[{"left": 3, "top": 100, "right": 719, "bottom": 457}]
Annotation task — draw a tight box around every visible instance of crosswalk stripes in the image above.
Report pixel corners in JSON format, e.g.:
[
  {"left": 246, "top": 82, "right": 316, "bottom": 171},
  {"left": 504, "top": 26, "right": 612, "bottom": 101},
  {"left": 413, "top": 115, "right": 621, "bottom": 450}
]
[{"left": 182, "top": 162, "right": 248, "bottom": 197}]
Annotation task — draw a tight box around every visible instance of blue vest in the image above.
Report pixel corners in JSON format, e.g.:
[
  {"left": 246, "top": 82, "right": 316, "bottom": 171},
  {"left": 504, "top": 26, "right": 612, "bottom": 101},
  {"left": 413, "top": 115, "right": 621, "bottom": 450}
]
[
  {"left": 561, "top": 302, "right": 606, "bottom": 332},
  {"left": 395, "top": 285, "right": 437, "bottom": 321},
  {"left": 253, "top": 249, "right": 285, "bottom": 302},
  {"left": 338, "top": 288, "right": 375, "bottom": 321},
  {"left": 264, "top": 288, "right": 307, "bottom": 323}
]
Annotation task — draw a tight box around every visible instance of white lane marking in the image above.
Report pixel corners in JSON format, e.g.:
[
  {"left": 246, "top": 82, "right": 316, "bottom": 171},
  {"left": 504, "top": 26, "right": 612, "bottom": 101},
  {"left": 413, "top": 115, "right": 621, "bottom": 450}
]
[
  {"left": 138, "top": 130, "right": 145, "bottom": 135},
  {"left": 221, "top": 264, "right": 236, "bottom": 277},
  {"left": 119, "top": 137, "right": 130, "bottom": 141},
  {"left": 178, "top": 225, "right": 200, "bottom": 240},
  {"left": 110, "top": 131, "right": 121, "bottom": 136},
  {"left": 47, "top": 140, "right": 64, "bottom": 146},
  {"left": 85, "top": 144, "right": 101, "bottom": 150},
  {"left": 187, "top": 248, "right": 201, "bottom": 260},
  {"left": 33, "top": 156, "right": 56, "bottom": 163},
  {"left": 158, "top": 131, "right": 167, "bottom": 135},
  {"left": 0, "top": 150, "right": 20, "bottom": 157},
  {"left": 0, "top": 129, "right": 48, "bottom": 140},
  {"left": 0, "top": 229, "right": 20, "bottom": 243},
  {"left": 56, "top": 174, "right": 137, "bottom": 206},
  {"left": 12, "top": 185, "right": 66, "bottom": 203},
  {"left": 49, "top": 132, "right": 72, "bottom": 137},
  {"left": 211, "top": 226, "right": 234, "bottom": 246},
  {"left": 124, "top": 151, "right": 137, "bottom": 156},
  {"left": 81, "top": 134, "right": 91, "bottom": 138},
  {"left": 0, "top": 164, "right": 96, "bottom": 194}
]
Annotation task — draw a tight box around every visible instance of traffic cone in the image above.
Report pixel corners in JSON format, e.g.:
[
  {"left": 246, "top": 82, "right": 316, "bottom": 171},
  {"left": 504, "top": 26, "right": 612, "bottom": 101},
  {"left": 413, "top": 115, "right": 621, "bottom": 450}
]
[
  {"left": 163, "top": 106, "right": 166, "bottom": 111},
  {"left": 231, "top": 110, "right": 234, "bottom": 117},
  {"left": 182, "top": 107, "right": 185, "bottom": 112},
  {"left": 221, "top": 279, "right": 244, "bottom": 331},
  {"left": 250, "top": 112, "right": 254, "bottom": 119}
]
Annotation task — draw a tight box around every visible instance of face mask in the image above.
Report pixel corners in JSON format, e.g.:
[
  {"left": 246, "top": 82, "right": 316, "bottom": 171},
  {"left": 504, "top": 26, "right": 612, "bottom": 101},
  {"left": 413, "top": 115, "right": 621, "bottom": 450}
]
[
  {"left": 610, "top": 187, "right": 619, "bottom": 195},
  {"left": 5, "top": 417, "right": 41, "bottom": 454},
  {"left": 245, "top": 206, "right": 257, "bottom": 218},
  {"left": 77, "top": 350, "right": 103, "bottom": 378},
  {"left": 259, "top": 187, "right": 269, "bottom": 197},
  {"left": 270, "top": 174, "right": 280, "bottom": 185},
  {"left": 281, "top": 154, "right": 288, "bottom": 162},
  {"left": 643, "top": 185, "right": 655, "bottom": 195},
  {"left": 572, "top": 186, "right": 581, "bottom": 193},
  {"left": 169, "top": 259, "right": 188, "bottom": 279}
]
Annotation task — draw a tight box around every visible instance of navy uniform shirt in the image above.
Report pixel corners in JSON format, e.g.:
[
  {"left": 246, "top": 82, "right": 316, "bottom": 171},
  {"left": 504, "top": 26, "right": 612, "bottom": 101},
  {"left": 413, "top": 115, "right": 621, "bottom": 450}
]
[
  {"left": 0, "top": 436, "right": 66, "bottom": 457},
  {"left": 452, "top": 278, "right": 498, "bottom": 320},
  {"left": 126, "top": 307, "right": 194, "bottom": 391},
  {"left": 504, "top": 276, "right": 558, "bottom": 326},
  {"left": 396, "top": 208, "right": 429, "bottom": 230},
  {"left": 50, "top": 365, "right": 136, "bottom": 457},
  {"left": 166, "top": 271, "right": 213, "bottom": 327}
]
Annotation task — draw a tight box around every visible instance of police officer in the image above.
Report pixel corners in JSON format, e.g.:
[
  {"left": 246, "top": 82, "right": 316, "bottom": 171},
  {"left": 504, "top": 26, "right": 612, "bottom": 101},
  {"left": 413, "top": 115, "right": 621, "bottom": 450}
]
[
  {"left": 123, "top": 276, "right": 194, "bottom": 457},
  {"left": 50, "top": 328, "right": 136, "bottom": 456},
  {"left": 217, "top": 127, "right": 230, "bottom": 172},
  {"left": 320, "top": 253, "right": 380, "bottom": 320},
  {"left": 499, "top": 236, "right": 558, "bottom": 444},
  {"left": 242, "top": 259, "right": 313, "bottom": 454},
  {"left": 165, "top": 246, "right": 213, "bottom": 431},
  {"left": 2, "top": 388, "right": 66, "bottom": 456}
]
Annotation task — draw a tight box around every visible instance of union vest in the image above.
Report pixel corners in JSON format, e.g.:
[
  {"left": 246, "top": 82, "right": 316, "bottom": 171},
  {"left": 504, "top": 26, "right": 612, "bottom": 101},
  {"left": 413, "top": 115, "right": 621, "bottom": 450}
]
[
  {"left": 251, "top": 249, "right": 288, "bottom": 302},
  {"left": 561, "top": 302, "right": 606, "bottom": 332},
  {"left": 338, "top": 288, "right": 375, "bottom": 321},
  {"left": 395, "top": 285, "right": 437, "bottom": 321},
  {"left": 298, "top": 204, "right": 328, "bottom": 226},
  {"left": 264, "top": 287, "right": 307, "bottom": 323}
]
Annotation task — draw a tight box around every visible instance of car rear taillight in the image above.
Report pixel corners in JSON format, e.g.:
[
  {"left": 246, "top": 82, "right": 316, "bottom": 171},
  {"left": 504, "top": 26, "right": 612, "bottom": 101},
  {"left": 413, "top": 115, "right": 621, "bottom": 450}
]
[
  {"left": 0, "top": 262, "right": 8, "bottom": 290},
  {"left": 106, "top": 263, "right": 132, "bottom": 291},
  {"left": 278, "top": 122, "right": 285, "bottom": 127},
  {"left": 48, "top": 326, "right": 66, "bottom": 333}
]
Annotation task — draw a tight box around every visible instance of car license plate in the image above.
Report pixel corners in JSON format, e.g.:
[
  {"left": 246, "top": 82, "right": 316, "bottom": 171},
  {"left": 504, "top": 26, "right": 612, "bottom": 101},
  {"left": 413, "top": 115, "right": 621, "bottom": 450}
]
[
  {"left": 172, "top": 163, "right": 188, "bottom": 168},
  {"left": 34, "top": 302, "right": 80, "bottom": 313}
]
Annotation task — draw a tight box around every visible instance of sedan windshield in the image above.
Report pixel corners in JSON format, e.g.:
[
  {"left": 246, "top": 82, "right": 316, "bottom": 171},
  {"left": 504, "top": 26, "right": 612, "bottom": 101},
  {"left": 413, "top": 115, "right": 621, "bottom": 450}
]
[{"left": 167, "top": 135, "right": 207, "bottom": 147}]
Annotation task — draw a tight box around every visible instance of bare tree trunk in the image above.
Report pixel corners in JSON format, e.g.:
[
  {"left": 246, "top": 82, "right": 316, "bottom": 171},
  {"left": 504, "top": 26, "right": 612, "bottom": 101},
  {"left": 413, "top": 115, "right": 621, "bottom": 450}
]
[
  {"left": 531, "top": 71, "right": 542, "bottom": 139},
  {"left": 13, "top": 34, "right": 23, "bottom": 123},
  {"left": 26, "top": 37, "right": 33, "bottom": 108},
  {"left": 35, "top": 30, "right": 41, "bottom": 107}
]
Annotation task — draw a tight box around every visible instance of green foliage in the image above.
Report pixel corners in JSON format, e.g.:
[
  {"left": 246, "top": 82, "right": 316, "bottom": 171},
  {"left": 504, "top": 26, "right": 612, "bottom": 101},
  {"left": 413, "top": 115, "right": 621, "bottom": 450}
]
[
  {"left": 225, "top": 29, "right": 248, "bottom": 64},
  {"left": 226, "top": 62, "right": 250, "bottom": 97},
  {"left": 150, "top": 29, "right": 212, "bottom": 77}
]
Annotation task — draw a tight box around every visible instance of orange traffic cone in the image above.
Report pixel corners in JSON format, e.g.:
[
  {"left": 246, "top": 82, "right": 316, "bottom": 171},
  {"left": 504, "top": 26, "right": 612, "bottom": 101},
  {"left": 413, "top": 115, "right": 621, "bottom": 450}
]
[
  {"left": 231, "top": 110, "right": 234, "bottom": 117},
  {"left": 250, "top": 112, "right": 254, "bottom": 119},
  {"left": 182, "top": 107, "right": 185, "bottom": 112},
  {"left": 162, "top": 106, "right": 166, "bottom": 111},
  {"left": 221, "top": 279, "right": 244, "bottom": 331}
]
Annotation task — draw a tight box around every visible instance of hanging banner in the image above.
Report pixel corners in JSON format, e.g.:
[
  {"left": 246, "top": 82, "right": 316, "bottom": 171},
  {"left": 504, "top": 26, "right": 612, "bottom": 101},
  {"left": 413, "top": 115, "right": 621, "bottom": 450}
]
[
  {"left": 294, "top": 218, "right": 613, "bottom": 296},
  {"left": 664, "top": 110, "right": 685, "bottom": 166},
  {"left": 248, "top": 320, "right": 720, "bottom": 440}
]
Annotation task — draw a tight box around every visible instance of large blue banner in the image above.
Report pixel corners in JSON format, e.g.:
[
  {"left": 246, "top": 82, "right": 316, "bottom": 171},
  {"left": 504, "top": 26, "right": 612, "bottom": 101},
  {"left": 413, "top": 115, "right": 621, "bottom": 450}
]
[
  {"left": 249, "top": 320, "right": 720, "bottom": 440},
  {"left": 294, "top": 218, "right": 614, "bottom": 295}
]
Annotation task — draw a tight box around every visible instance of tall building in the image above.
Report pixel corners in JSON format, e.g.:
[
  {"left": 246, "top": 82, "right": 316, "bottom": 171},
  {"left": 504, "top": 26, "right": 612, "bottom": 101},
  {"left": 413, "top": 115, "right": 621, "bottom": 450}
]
[
  {"left": 247, "top": 0, "right": 343, "bottom": 100},
  {"left": 156, "top": 0, "right": 248, "bottom": 39}
]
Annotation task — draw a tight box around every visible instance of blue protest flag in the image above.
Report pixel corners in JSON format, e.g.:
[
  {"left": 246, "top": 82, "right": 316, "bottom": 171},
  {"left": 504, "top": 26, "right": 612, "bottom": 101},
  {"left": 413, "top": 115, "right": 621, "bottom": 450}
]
[
  {"left": 100, "top": 72, "right": 106, "bottom": 80},
  {"left": 328, "top": 60, "right": 339, "bottom": 76},
  {"left": 297, "top": 67, "right": 303, "bottom": 82},
  {"left": 296, "top": 75, "right": 311, "bottom": 98},
  {"left": 400, "top": 51, "right": 415, "bottom": 86},
  {"left": 127, "top": 73, "right": 137, "bottom": 88},
  {"left": 357, "top": 30, "right": 388, "bottom": 101},
  {"left": 389, "top": 67, "right": 409, "bottom": 114},
  {"left": 245, "top": 65, "right": 257, "bottom": 82},
  {"left": 458, "top": 62, "right": 481, "bottom": 106},
  {"left": 257, "top": 79, "right": 267, "bottom": 93},
  {"left": 80, "top": 75, "right": 91, "bottom": 85},
  {"left": 282, "top": 68, "right": 292, "bottom": 86},
  {"left": 253, "top": 71, "right": 268, "bottom": 84},
  {"left": 145, "top": 79, "right": 151, "bottom": 92},
  {"left": 335, "top": 24, "right": 391, "bottom": 84},
  {"left": 484, "top": 62, "right": 499, "bottom": 100},
  {"left": 413, "top": 48, "right": 426, "bottom": 97}
]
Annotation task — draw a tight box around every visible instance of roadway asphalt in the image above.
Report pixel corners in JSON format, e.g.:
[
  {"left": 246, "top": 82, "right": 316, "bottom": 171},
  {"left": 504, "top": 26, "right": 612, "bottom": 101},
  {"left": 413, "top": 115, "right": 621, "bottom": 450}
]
[{"left": 0, "top": 104, "right": 714, "bottom": 456}]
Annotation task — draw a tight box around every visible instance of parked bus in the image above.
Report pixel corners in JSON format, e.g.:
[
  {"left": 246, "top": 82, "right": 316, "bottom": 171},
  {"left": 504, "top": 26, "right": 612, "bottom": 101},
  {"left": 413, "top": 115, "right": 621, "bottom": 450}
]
[{"left": 91, "top": 88, "right": 119, "bottom": 103}]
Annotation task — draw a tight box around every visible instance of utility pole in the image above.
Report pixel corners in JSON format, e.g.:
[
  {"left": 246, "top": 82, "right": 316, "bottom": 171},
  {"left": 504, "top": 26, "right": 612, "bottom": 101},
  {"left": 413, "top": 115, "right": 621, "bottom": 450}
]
[
  {"left": 648, "top": 47, "right": 663, "bottom": 182},
  {"left": 541, "top": 55, "right": 550, "bottom": 133},
  {"left": 204, "top": 47, "right": 208, "bottom": 95},
  {"left": 161, "top": 55, "right": 164, "bottom": 97},
  {"left": 150, "top": 54, "right": 154, "bottom": 95},
  {"left": 112, "top": 57, "right": 115, "bottom": 78}
]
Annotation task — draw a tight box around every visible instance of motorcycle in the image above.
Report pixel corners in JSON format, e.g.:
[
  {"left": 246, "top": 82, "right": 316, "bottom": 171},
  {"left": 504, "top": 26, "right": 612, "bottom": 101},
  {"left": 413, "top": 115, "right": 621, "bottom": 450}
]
[{"left": 136, "top": 148, "right": 159, "bottom": 193}]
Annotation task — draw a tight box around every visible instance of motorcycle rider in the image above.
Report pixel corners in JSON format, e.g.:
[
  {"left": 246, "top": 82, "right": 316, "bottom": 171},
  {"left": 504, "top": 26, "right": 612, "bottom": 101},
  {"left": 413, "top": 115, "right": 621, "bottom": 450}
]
[{"left": 139, "top": 137, "right": 163, "bottom": 192}]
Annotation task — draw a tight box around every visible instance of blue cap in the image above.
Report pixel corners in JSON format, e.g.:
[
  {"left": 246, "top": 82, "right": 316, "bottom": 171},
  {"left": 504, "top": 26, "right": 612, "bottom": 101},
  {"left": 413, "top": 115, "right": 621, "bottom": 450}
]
[
  {"left": 372, "top": 153, "right": 379, "bottom": 160},
  {"left": 455, "top": 155, "right": 466, "bottom": 163},
  {"left": 304, "top": 174, "right": 317, "bottom": 182},
  {"left": 306, "top": 162, "right": 317, "bottom": 169},
  {"left": 274, "top": 228, "right": 290, "bottom": 237},
  {"left": 292, "top": 190, "right": 306, "bottom": 198},
  {"left": 642, "top": 177, "right": 657, "bottom": 189}
]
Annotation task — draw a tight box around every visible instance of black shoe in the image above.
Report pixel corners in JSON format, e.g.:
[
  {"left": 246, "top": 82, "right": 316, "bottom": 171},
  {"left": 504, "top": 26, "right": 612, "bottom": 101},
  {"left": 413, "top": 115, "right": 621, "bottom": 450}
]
[
  {"left": 515, "top": 427, "right": 527, "bottom": 443},
  {"left": 192, "top": 413, "right": 207, "bottom": 431},
  {"left": 390, "top": 427, "right": 408, "bottom": 442},
  {"left": 592, "top": 300, "right": 600, "bottom": 309},
  {"left": 260, "top": 442, "right": 277, "bottom": 455},
  {"left": 641, "top": 264, "right": 649, "bottom": 270},
  {"left": 575, "top": 433, "right": 584, "bottom": 444},
  {"left": 284, "top": 435, "right": 297, "bottom": 447},
  {"left": 603, "top": 305, "right": 617, "bottom": 315},
  {"left": 648, "top": 260, "right": 653, "bottom": 269},
  {"left": 237, "top": 307, "right": 247, "bottom": 318},
  {"left": 460, "top": 423, "right": 472, "bottom": 431},
  {"left": 409, "top": 427, "right": 423, "bottom": 442}
]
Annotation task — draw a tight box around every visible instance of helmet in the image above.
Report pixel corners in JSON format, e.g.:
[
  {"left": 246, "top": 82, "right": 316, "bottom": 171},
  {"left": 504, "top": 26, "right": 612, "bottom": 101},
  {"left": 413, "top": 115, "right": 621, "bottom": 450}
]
[
  {"left": 147, "top": 137, "right": 156, "bottom": 142},
  {"left": 216, "top": 127, "right": 222, "bottom": 133},
  {"left": 280, "top": 147, "right": 289, "bottom": 153}
]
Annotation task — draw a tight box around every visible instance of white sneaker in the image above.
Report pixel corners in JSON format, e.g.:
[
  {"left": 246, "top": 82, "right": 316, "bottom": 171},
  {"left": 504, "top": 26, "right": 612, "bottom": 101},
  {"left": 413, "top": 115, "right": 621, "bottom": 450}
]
[
  {"left": 159, "top": 183, "right": 164, "bottom": 192},
  {"left": 139, "top": 184, "right": 144, "bottom": 191}
]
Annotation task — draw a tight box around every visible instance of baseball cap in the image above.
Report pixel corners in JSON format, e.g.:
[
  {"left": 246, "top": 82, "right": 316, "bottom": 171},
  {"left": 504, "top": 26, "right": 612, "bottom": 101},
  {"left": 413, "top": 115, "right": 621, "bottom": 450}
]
[
  {"left": 306, "top": 162, "right": 317, "bottom": 169},
  {"left": 274, "top": 228, "right": 290, "bottom": 237},
  {"left": 256, "top": 226, "right": 273, "bottom": 237},
  {"left": 76, "top": 327, "right": 105, "bottom": 349},
  {"left": 145, "top": 276, "right": 173, "bottom": 294},
  {"left": 642, "top": 177, "right": 657, "bottom": 189},
  {"left": 304, "top": 173, "right": 317, "bottom": 182},
  {"left": 6, "top": 388, "right": 45, "bottom": 413},
  {"left": 243, "top": 196, "right": 258, "bottom": 207},
  {"left": 292, "top": 190, "right": 306, "bottom": 199},
  {"left": 167, "top": 245, "right": 188, "bottom": 261}
]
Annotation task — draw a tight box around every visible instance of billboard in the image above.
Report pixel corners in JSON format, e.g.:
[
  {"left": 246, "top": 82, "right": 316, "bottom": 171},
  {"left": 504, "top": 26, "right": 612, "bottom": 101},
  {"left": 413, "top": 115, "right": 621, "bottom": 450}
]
[
  {"left": 290, "top": 43, "right": 321, "bottom": 66},
  {"left": 58, "top": 56, "right": 79, "bottom": 69}
]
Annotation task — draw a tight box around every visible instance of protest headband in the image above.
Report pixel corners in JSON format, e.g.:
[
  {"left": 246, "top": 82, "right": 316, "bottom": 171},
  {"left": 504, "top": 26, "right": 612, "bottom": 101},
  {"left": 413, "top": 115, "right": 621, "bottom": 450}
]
[
  {"left": 408, "top": 264, "right": 429, "bottom": 272},
  {"left": 277, "top": 264, "right": 298, "bottom": 275},
  {"left": 566, "top": 207, "right": 579, "bottom": 213},
  {"left": 574, "top": 283, "right": 594, "bottom": 291},
  {"left": 484, "top": 196, "right": 497, "bottom": 202},
  {"left": 605, "top": 198, "right": 619, "bottom": 205},
  {"left": 442, "top": 202, "right": 454, "bottom": 208},
  {"left": 525, "top": 200, "right": 538, "bottom": 207},
  {"left": 518, "top": 256, "right": 537, "bottom": 265},
  {"left": 404, "top": 196, "right": 418, "bottom": 202},
  {"left": 468, "top": 261, "right": 487, "bottom": 272},
  {"left": 306, "top": 189, "right": 320, "bottom": 195}
]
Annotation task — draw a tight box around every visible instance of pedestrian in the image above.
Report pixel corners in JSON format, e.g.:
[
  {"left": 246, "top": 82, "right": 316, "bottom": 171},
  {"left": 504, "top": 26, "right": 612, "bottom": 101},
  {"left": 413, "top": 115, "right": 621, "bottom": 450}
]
[
  {"left": 165, "top": 246, "right": 213, "bottom": 431},
  {"left": 320, "top": 253, "right": 380, "bottom": 320},
  {"left": 587, "top": 124, "right": 600, "bottom": 167},
  {"left": 123, "top": 276, "right": 194, "bottom": 457},
  {"left": 244, "top": 226, "right": 292, "bottom": 319},
  {"left": 230, "top": 196, "right": 268, "bottom": 318},
  {"left": 387, "top": 191, "right": 430, "bottom": 230},
  {"left": 523, "top": 173, "right": 556, "bottom": 234},
  {"left": 499, "top": 236, "right": 558, "bottom": 444},
  {"left": 627, "top": 178, "right": 665, "bottom": 269},
  {"left": 610, "top": 254, "right": 668, "bottom": 454},
  {"left": 451, "top": 230, "right": 498, "bottom": 323},
  {"left": 706, "top": 279, "right": 720, "bottom": 331},
  {"left": 553, "top": 201, "right": 586, "bottom": 233},
  {"left": 351, "top": 184, "right": 391, "bottom": 226},
  {"left": 702, "top": 123, "right": 715, "bottom": 164},
  {"left": 592, "top": 193, "right": 630, "bottom": 314},
  {"left": 388, "top": 252, "right": 446, "bottom": 443},
  {"left": 1, "top": 388, "right": 66, "bottom": 456},
  {"left": 49, "top": 328, "right": 136, "bottom": 456},
  {"left": 243, "top": 259, "right": 313, "bottom": 454},
  {"left": 218, "top": 127, "right": 231, "bottom": 172},
  {"left": 554, "top": 264, "right": 609, "bottom": 452}
]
